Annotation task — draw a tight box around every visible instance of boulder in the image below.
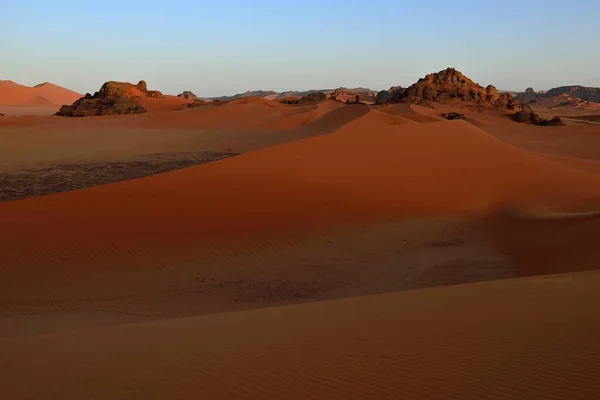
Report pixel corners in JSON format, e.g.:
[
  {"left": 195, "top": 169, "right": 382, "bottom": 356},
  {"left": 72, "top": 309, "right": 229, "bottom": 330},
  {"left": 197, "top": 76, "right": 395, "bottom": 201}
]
[
  {"left": 513, "top": 110, "right": 533, "bottom": 122},
  {"left": 136, "top": 80, "right": 148, "bottom": 94},
  {"left": 442, "top": 112, "right": 466, "bottom": 120},
  {"left": 146, "top": 90, "right": 164, "bottom": 98}
]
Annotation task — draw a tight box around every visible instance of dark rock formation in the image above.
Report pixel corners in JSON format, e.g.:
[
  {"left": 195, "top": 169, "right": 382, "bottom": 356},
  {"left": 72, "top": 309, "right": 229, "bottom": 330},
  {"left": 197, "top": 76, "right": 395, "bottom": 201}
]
[
  {"left": 441, "top": 112, "right": 466, "bottom": 120},
  {"left": 538, "top": 116, "right": 565, "bottom": 126},
  {"left": 299, "top": 92, "right": 326, "bottom": 103},
  {"left": 55, "top": 80, "right": 153, "bottom": 117},
  {"left": 545, "top": 86, "right": 600, "bottom": 103},
  {"left": 513, "top": 110, "right": 533, "bottom": 122},
  {"left": 0, "top": 113, "right": 4, "bottom": 116},
  {"left": 136, "top": 80, "right": 148, "bottom": 94},
  {"left": 146, "top": 90, "right": 164, "bottom": 98},
  {"left": 377, "top": 68, "right": 522, "bottom": 111},
  {"left": 375, "top": 86, "right": 404, "bottom": 104},
  {"left": 512, "top": 110, "right": 564, "bottom": 126}
]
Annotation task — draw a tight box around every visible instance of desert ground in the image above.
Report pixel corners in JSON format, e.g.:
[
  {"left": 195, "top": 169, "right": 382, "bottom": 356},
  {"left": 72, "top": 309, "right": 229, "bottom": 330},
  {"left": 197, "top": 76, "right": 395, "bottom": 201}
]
[{"left": 1, "top": 82, "right": 600, "bottom": 399}]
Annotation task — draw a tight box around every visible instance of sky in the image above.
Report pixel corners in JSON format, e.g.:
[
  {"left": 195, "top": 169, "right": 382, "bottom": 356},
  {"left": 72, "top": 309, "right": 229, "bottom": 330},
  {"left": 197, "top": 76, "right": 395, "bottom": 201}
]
[{"left": 2, "top": 0, "right": 599, "bottom": 96}]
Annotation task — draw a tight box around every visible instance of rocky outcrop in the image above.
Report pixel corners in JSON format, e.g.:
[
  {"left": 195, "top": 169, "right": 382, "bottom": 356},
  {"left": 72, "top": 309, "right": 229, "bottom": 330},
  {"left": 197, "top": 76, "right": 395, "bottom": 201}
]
[
  {"left": 378, "top": 68, "right": 522, "bottom": 111},
  {"left": 329, "top": 87, "right": 376, "bottom": 103},
  {"left": 136, "top": 80, "right": 148, "bottom": 94},
  {"left": 441, "top": 112, "right": 466, "bottom": 120},
  {"left": 300, "top": 92, "right": 327, "bottom": 103},
  {"left": 515, "top": 86, "right": 600, "bottom": 106},
  {"left": 177, "top": 91, "right": 201, "bottom": 101},
  {"left": 55, "top": 80, "right": 165, "bottom": 117},
  {"left": 375, "top": 86, "right": 404, "bottom": 104},
  {"left": 512, "top": 110, "right": 564, "bottom": 126},
  {"left": 146, "top": 90, "right": 164, "bottom": 98},
  {"left": 545, "top": 86, "right": 600, "bottom": 103}
]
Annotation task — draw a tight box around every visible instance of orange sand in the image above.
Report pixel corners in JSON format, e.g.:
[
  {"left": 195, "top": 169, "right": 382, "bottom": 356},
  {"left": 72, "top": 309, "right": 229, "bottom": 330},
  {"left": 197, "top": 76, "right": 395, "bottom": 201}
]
[
  {"left": 1, "top": 95, "right": 600, "bottom": 398},
  {"left": 1, "top": 270, "right": 600, "bottom": 399},
  {"left": 0, "top": 80, "right": 81, "bottom": 107}
]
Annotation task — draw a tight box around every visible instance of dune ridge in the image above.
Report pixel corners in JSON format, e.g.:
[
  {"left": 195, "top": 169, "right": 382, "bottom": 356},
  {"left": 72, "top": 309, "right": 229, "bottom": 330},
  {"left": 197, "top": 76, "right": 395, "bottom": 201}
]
[{"left": 0, "top": 80, "right": 81, "bottom": 106}]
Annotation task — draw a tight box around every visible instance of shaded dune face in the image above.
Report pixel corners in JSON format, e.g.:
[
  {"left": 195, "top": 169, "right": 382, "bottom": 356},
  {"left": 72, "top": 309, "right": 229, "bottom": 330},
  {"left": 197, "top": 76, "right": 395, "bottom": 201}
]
[{"left": 483, "top": 208, "right": 600, "bottom": 275}]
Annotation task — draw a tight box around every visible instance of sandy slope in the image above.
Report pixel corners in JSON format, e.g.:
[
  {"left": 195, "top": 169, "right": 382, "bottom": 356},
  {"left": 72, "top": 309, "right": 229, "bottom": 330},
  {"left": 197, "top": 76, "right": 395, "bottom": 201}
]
[
  {"left": 0, "top": 80, "right": 81, "bottom": 108},
  {"left": 1, "top": 270, "right": 600, "bottom": 399},
  {"left": 1, "top": 105, "right": 599, "bottom": 333}
]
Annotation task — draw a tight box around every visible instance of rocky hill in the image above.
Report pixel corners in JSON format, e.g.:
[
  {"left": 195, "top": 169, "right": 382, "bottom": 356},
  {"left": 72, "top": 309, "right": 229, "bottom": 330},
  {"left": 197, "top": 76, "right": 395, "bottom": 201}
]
[
  {"left": 212, "top": 88, "right": 376, "bottom": 102},
  {"left": 376, "top": 68, "right": 522, "bottom": 111},
  {"left": 515, "top": 86, "right": 600, "bottom": 106},
  {"left": 56, "top": 80, "right": 154, "bottom": 117},
  {"left": 545, "top": 86, "right": 600, "bottom": 103}
]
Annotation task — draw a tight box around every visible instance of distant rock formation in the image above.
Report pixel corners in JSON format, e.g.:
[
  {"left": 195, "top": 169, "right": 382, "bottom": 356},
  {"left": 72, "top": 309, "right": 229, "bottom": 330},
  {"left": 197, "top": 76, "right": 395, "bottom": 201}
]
[
  {"left": 375, "top": 86, "right": 404, "bottom": 104},
  {"left": 377, "top": 68, "right": 522, "bottom": 111},
  {"left": 55, "top": 80, "right": 165, "bottom": 117},
  {"left": 0, "top": 113, "right": 4, "bottom": 116},
  {"left": 515, "top": 86, "right": 600, "bottom": 107},
  {"left": 177, "top": 91, "right": 201, "bottom": 101},
  {"left": 280, "top": 92, "right": 327, "bottom": 105},
  {"left": 329, "top": 87, "right": 377, "bottom": 103},
  {"left": 545, "top": 86, "right": 600, "bottom": 103},
  {"left": 300, "top": 92, "right": 327, "bottom": 103},
  {"left": 146, "top": 90, "right": 164, "bottom": 98}
]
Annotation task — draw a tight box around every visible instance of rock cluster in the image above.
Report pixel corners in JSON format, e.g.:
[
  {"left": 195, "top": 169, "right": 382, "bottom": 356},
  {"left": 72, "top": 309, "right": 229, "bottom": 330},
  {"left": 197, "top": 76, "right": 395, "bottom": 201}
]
[
  {"left": 329, "top": 88, "right": 376, "bottom": 103},
  {"left": 300, "top": 92, "right": 327, "bottom": 102},
  {"left": 441, "top": 112, "right": 466, "bottom": 120},
  {"left": 281, "top": 92, "right": 327, "bottom": 105},
  {"left": 55, "top": 80, "right": 164, "bottom": 117},
  {"left": 377, "top": 68, "right": 522, "bottom": 111},
  {"left": 513, "top": 110, "right": 564, "bottom": 126}
]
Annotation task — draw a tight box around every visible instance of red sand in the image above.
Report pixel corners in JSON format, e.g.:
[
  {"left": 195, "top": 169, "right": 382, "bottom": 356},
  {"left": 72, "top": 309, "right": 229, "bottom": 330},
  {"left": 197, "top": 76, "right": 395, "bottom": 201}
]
[
  {"left": 1, "top": 96, "right": 600, "bottom": 399},
  {"left": 0, "top": 80, "right": 81, "bottom": 106}
]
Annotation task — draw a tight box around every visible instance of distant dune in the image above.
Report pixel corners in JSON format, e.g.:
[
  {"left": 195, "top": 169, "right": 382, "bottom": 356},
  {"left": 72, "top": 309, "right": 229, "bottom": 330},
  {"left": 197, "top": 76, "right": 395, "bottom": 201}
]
[{"left": 0, "top": 80, "right": 81, "bottom": 108}]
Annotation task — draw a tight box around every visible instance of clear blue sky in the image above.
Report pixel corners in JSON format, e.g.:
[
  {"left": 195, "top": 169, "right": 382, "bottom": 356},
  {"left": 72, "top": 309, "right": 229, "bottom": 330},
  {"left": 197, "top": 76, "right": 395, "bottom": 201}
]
[{"left": 2, "top": 0, "right": 599, "bottom": 96}]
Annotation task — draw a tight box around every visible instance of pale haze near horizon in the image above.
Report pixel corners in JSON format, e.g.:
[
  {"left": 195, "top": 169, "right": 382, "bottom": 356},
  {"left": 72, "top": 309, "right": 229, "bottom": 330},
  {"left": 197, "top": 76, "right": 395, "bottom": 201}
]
[{"left": 2, "top": 0, "right": 599, "bottom": 97}]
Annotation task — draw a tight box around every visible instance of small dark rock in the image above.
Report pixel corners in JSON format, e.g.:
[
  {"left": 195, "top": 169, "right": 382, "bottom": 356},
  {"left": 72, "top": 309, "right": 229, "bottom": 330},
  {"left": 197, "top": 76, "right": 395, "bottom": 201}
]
[{"left": 442, "top": 112, "right": 466, "bottom": 120}]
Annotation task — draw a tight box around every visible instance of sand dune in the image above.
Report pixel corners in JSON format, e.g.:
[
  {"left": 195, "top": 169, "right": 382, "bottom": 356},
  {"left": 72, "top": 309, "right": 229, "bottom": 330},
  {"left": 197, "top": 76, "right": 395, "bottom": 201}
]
[
  {"left": 0, "top": 80, "right": 81, "bottom": 107},
  {"left": 1, "top": 107, "right": 599, "bottom": 325},
  {"left": 1, "top": 270, "right": 600, "bottom": 399}
]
